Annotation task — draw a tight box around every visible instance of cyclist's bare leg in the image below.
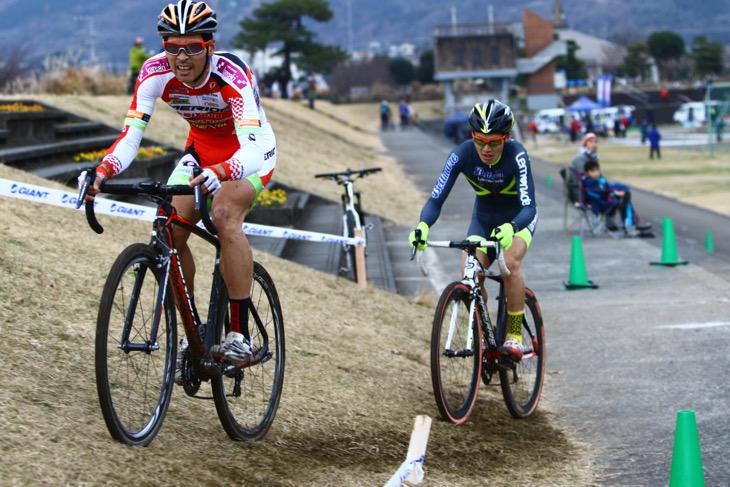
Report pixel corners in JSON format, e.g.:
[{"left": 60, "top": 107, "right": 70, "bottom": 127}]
[
  {"left": 502, "top": 236, "right": 527, "bottom": 314},
  {"left": 211, "top": 179, "right": 256, "bottom": 300}
]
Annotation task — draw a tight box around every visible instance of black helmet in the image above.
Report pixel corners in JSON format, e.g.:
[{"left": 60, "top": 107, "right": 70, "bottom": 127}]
[
  {"left": 158, "top": 0, "right": 218, "bottom": 37},
  {"left": 469, "top": 99, "right": 515, "bottom": 135}
]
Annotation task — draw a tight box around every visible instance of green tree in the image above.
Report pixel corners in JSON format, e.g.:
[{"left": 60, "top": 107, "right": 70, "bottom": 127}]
[
  {"left": 621, "top": 42, "right": 651, "bottom": 80},
  {"left": 691, "top": 35, "right": 724, "bottom": 77},
  {"left": 388, "top": 57, "right": 415, "bottom": 86},
  {"left": 554, "top": 39, "right": 586, "bottom": 81},
  {"left": 232, "top": 0, "right": 346, "bottom": 98},
  {"left": 647, "top": 30, "right": 685, "bottom": 79},
  {"left": 415, "top": 49, "right": 434, "bottom": 84}
]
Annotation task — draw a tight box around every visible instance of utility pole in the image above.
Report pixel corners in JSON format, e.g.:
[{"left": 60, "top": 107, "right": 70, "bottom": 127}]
[
  {"left": 346, "top": 0, "right": 353, "bottom": 53},
  {"left": 74, "top": 16, "right": 98, "bottom": 65},
  {"left": 705, "top": 81, "right": 714, "bottom": 156}
]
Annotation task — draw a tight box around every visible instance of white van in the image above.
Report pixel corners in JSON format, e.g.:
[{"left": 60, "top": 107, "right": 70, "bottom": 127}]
[
  {"left": 673, "top": 101, "right": 721, "bottom": 126},
  {"left": 590, "top": 105, "right": 635, "bottom": 133},
  {"left": 533, "top": 108, "right": 565, "bottom": 133}
]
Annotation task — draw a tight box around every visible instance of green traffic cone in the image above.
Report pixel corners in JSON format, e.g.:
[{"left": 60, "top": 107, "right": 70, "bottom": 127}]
[
  {"left": 563, "top": 236, "right": 598, "bottom": 290},
  {"left": 669, "top": 410, "right": 705, "bottom": 487},
  {"left": 651, "top": 217, "right": 688, "bottom": 266},
  {"left": 705, "top": 231, "right": 714, "bottom": 252}
]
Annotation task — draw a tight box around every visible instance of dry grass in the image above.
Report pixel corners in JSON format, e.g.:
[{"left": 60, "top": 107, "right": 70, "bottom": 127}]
[
  {"left": 0, "top": 95, "right": 595, "bottom": 486},
  {"left": 0, "top": 164, "right": 591, "bottom": 486}
]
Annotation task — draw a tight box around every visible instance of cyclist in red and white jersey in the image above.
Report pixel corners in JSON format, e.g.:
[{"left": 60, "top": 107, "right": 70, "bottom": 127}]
[{"left": 83, "top": 0, "right": 276, "bottom": 365}]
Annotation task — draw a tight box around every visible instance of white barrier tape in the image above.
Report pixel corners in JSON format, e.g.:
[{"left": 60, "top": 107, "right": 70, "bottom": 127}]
[
  {"left": 0, "top": 178, "right": 365, "bottom": 246},
  {"left": 384, "top": 454, "right": 424, "bottom": 487},
  {"left": 0, "top": 177, "right": 157, "bottom": 221},
  {"left": 243, "top": 223, "right": 364, "bottom": 246}
]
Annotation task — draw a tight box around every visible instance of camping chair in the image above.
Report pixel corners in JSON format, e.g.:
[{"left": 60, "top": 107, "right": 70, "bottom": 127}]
[
  {"left": 579, "top": 175, "right": 622, "bottom": 239},
  {"left": 559, "top": 167, "right": 621, "bottom": 239},
  {"left": 559, "top": 167, "right": 592, "bottom": 234}
]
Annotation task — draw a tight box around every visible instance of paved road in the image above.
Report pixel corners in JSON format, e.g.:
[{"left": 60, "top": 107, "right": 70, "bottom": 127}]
[{"left": 381, "top": 128, "right": 730, "bottom": 486}]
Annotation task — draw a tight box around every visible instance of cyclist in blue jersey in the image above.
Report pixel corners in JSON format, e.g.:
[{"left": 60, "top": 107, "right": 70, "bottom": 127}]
[{"left": 409, "top": 99, "right": 538, "bottom": 360}]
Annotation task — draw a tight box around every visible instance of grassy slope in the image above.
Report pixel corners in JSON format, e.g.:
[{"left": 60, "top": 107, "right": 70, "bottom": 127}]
[{"left": 0, "top": 96, "right": 592, "bottom": 486}]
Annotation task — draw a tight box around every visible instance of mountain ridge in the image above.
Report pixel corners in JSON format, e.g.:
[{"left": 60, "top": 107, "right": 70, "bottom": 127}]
[{"left": 0, "top": 0, "right": 725, "bottom": 72}]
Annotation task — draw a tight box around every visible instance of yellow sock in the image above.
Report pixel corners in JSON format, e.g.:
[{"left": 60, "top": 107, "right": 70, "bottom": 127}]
[{"left": 507, "top": 311, "right": 524, "bottom": 344}]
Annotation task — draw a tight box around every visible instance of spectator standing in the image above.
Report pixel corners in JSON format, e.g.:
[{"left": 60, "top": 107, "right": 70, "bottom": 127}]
[
  {"left": 380, "top": 100, "right": 392, "bottom": 131},
  {"left": 528, "top": 120, "right": 538, "bottom": 144},
  {"left": 640, "top": 120, "right": 648, "bottom": 145},
  {"left": 570, "top": 116, "right": 582, "bottom": 142},
  {"left": 613, "top": 117, "right": 623, "bottom": 138},
  {"left": 620, "top": 115, "right": 629, "bottom": 137},
  {"left": 648, "top": 125, "right": 661, "bottom": 159},
  {"left": 399, "top": 99, "right": 410, "bottom": 129},
  {"left": 717, "top": 119, "right": 724, "bottom": 143},
  {"left": 128, "top": 37, "right": 152, "bottom": 95},
  {"left": 306, "top": 74, "right": 317, "bottom": 109}
]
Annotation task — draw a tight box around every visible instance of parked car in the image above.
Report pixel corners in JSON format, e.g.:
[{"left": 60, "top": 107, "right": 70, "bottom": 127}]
[
  {"left": 533, "top": 108, "right": 565, "bottom": 133},
  {"left": 672, "top": 101, "right": 722, "bottom": 127}
]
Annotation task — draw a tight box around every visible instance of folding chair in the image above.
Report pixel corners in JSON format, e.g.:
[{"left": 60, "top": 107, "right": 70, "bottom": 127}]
[
  {"left": 559, "top": 167, "right": 592, "bottom": 235},
  {"left": 559, "top": 167, "right": 620, "bottom": 239},
  {"left": 579, "top": 174, "right": 622, "bottom": 239}
]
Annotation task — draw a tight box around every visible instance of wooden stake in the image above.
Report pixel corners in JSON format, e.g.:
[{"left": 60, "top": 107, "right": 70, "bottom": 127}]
[
  {"left": 355, "top": 228, "right": 367, "bottom": 288},
  {"left": 405, "top": 415, "right": 432, "bottom": 484}
]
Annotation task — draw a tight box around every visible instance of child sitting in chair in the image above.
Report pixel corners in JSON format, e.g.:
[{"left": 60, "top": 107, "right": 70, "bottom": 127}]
[{"left": 582, "top": 159, "right": 654, "bottom": 238}]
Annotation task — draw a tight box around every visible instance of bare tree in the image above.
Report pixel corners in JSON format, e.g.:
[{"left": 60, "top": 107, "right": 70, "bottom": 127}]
[{"left": 0, "top": 46, "right": 30, "bottom": 93}]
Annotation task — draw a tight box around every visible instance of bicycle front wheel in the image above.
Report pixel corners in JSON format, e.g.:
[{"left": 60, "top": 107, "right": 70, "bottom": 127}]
[
  {"left": 95, "top": 243, "right": 176, "bottom": 446},
  {"left": 431, "top": 282, "right": 482, "bottom": 424},
  {"left": 499, "top": 289, "right": 545, "bottom": 419},
  {"left": 212, "top": 262, "right": 285, "bottom": 441}
]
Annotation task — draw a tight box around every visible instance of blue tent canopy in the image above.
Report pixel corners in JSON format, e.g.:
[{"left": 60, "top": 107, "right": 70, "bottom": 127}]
[{"left": 566, "top": 96, "right": 601, "bottom": 112}]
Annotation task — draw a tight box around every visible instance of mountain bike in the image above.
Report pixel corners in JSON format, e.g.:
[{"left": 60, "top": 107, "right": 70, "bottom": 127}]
[
  {"left": 411, "top": 232, "right": 544, "bottom": 423},
  {"left": 77, "top": 168, "right": 285, "bottom": 446},
  {"left": 314, "top": 167, "right": 382, "bottom": 283}
]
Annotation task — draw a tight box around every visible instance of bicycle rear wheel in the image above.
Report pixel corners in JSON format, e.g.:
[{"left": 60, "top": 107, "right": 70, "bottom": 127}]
[
  {"left": 212, "top": 262, "right": 285, "bottom": 441},
  {"left": 431, "top": 282, "right": 482, "bottom": 424},
  {"left": 499, "top": 289, "right": 545, "bottom": 419},
  {"left": 95, "top": 243, "right": 176, "bottom": 446}
]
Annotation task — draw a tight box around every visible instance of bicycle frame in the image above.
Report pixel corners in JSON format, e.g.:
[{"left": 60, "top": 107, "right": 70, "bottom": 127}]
[
  {"left": 79, "top": 174, "right": 270, "bottom": 381},
  {"left": 153, "top": 201, "right": 225, "bottom": 379},
  {"left": 153, "top": 201, "right": 272, "bottom": 381},
  {"left": 415, "top": 235, "right": 545, "bottom": 422},
  {"left": 416, "top": 238, "right": 510, "bottom": 354},
  {"left": 314, "top": 167, "right": 382, "bottom": 282},
  {"left": 81, "top": 167, "right": 286, "bottom": 444},
  {"left": 340, "top": 177, "right": 363, "bottom": 237}
]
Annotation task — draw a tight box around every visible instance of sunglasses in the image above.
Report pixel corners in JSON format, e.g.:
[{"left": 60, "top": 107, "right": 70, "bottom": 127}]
[
  {"left": 163, "top": 40, "right": 213, "bottom": 56},
  {"left": 472, "top": 133, "right": 507, "bottom": 148}
]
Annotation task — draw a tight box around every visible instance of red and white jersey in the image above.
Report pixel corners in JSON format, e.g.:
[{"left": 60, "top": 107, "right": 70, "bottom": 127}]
[{"left": 103, "top": 51, "right": 275, "bottom": 180}]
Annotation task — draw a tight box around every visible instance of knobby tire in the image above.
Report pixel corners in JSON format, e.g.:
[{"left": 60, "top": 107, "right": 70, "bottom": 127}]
[
  {"left": 499, "top": 289, "right": 545, "bottom": 419},
  {"left": 95, "top": 243, "right": 177, "bottom": 446},
  {"left": 430, "top": 282, "right": 482, "bottom": 424},
  {"left": 212, "top": 262, "right": 285, "bottom": 441}
]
